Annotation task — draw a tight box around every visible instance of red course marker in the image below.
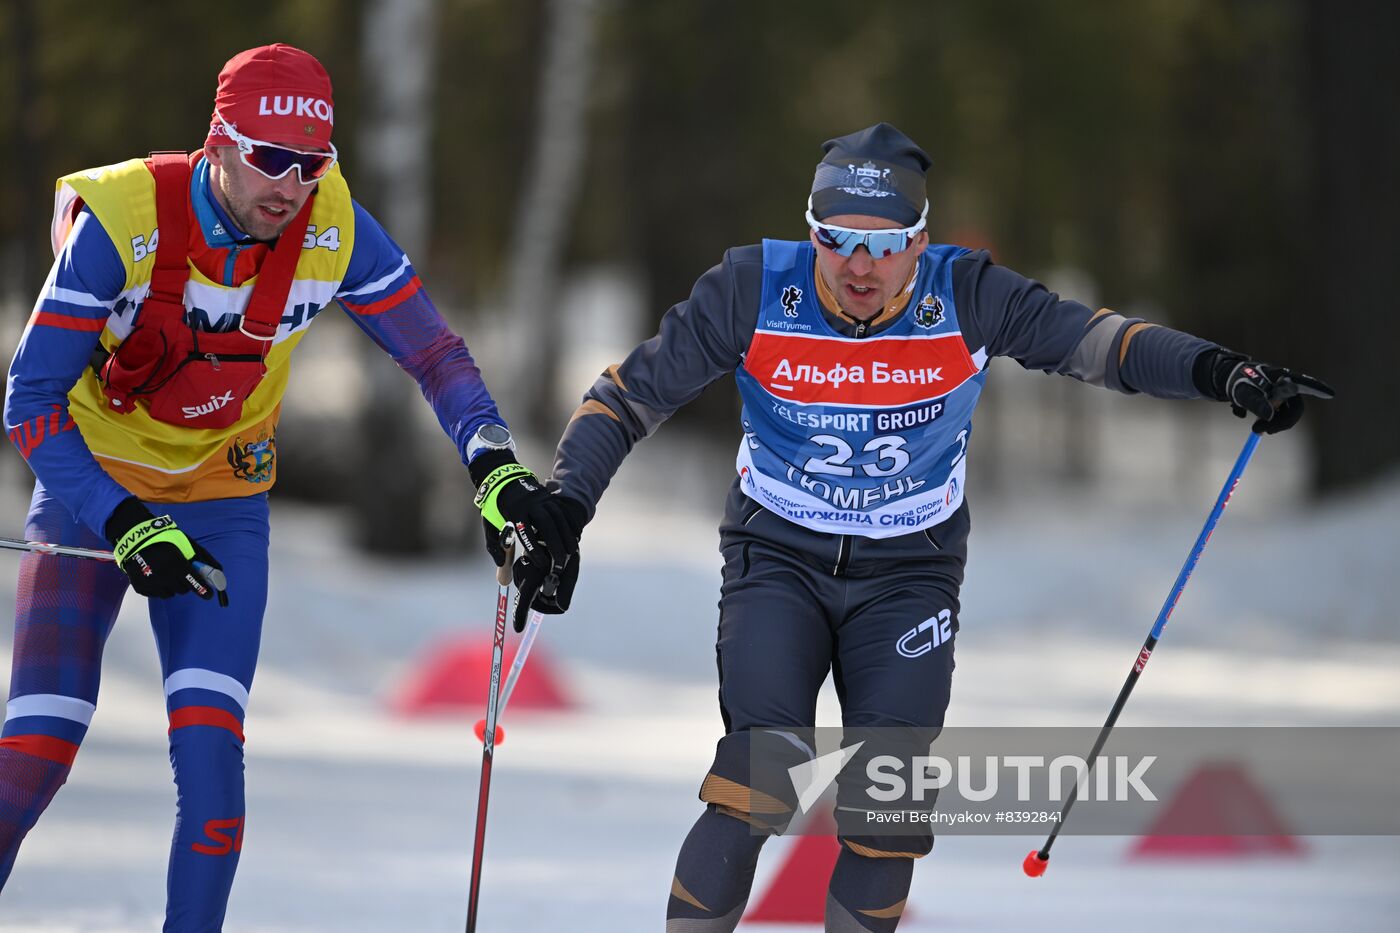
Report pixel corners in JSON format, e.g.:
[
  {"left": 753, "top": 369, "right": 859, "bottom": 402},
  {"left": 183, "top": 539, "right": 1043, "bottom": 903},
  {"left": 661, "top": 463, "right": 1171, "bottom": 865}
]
[{"left": 473, "top": 719, "right": 505, "bottom": 745}]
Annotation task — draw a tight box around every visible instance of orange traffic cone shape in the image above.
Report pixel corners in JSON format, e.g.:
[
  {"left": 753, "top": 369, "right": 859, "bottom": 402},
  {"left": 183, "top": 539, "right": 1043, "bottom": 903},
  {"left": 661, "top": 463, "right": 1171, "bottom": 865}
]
[
  {"left": 1130, "top": 761, "right": 1303, "bottom": 858},
  {"left": 388, "top": 633, "right": 570, "bottom": 716},
  {"left": 745, "top": 809, "right": 841, "bottom": 924}
]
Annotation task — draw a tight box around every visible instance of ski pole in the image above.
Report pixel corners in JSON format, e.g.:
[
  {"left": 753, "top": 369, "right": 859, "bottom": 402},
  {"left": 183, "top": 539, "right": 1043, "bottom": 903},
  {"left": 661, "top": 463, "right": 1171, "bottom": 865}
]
[
  {"left": 474, "top": 608, "right": 546, "bottom": 746},
  {"left": 466, "top": 530, "right": 516, "bottom": 933},
  {"left": 1023, "top": 431, "right": 1262, "bottom": 878},
  {"left": 0, "top": 535, "right": 228, "bottom": 604}
]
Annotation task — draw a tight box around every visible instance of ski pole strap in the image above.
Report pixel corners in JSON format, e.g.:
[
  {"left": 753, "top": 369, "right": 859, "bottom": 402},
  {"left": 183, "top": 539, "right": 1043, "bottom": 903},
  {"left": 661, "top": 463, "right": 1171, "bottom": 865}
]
[
  {"left": 473, "top": 463, "right": 535, "bottom": 530},
  {"left": 112, "top": 515, "right": 195, "bottom": 565}
]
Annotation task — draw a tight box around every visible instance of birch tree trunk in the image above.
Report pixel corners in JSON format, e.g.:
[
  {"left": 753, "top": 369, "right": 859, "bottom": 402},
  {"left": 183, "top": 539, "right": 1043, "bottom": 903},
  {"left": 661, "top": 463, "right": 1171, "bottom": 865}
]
[
  {"left": 355, "top": 0, "right": 436, "bottom": 552},
  {"left": 504, "top": 0, "right": 602, "bottom": 435}
]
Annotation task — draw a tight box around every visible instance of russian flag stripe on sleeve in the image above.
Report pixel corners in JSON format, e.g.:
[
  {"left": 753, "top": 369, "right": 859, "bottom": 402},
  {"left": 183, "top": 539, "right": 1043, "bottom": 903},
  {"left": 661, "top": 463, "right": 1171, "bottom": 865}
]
[
  {"left": 337, "top": 251, "right": 411, "bottom": 298},
  {"left": 341, "top": 275, "right": 423, "bottom": 316},
  {"left": 0, "top": 734, "right": 81, "bottom": 767},
  {"left": 31, "top": 311, "right": 108, "bottom": 332},
  {"left": 40, "top": 286, "right": 111, "bottom": 310}
]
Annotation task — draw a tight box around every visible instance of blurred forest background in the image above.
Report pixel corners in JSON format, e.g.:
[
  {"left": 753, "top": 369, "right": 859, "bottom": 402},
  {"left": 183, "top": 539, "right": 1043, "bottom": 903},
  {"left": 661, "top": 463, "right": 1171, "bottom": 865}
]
[{"left": 0, "top": 0, "right": 1394, "bottom": 553}]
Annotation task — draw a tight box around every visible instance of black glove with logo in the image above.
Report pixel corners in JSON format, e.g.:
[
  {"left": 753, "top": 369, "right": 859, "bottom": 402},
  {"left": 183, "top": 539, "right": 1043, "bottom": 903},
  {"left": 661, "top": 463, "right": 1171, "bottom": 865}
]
[
  {"left": 471, "top": 450, "right": 587, "bottom": 630},
  {"left": 502, "top": 535, "right": 582, "bottom": 632},
  {"left": 1193, "top": 349, "right": 1335, "bottom": 435},
  {"left": 105, "top": 497, "right": 229, "bottom": 606}
]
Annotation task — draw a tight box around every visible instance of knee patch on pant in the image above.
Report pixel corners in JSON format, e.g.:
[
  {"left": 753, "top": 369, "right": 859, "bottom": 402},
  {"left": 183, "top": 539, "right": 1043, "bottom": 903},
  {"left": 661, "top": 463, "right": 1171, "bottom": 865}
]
[
  {"left": 830, "top": 724, "right": 941, "bottom": 858},
  {"left": 838, "top": 833, "right": 934, "bottom": 859},
  {"left": 699, "top": 729, "right": 810, "bottom": 834}
]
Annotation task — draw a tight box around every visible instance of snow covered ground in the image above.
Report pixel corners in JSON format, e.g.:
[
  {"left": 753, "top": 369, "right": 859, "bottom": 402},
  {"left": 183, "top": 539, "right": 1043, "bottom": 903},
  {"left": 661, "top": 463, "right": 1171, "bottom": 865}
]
[{"left": 0, "top": 452, "right": 1397, "bottom": 931}]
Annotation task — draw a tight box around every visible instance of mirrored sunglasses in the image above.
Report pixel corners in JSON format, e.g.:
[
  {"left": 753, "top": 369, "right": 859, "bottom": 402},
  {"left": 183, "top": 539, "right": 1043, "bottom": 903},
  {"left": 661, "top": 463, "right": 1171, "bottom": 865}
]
[
  {"left": 217, "top": 114, "right": 337, "bottom": 185},
  {"left": 805, "top": 197, "right": 929, "bottom": 259}
]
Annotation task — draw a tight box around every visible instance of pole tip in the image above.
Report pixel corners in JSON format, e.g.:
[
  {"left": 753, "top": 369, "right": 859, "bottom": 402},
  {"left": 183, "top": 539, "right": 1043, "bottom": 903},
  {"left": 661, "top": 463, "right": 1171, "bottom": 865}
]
[
  {"left": 474, "top": 719, "right": 505, "bottom": 745},
  {"left": 1022, "top": 850, "right": 1049, "bottom": 877}
]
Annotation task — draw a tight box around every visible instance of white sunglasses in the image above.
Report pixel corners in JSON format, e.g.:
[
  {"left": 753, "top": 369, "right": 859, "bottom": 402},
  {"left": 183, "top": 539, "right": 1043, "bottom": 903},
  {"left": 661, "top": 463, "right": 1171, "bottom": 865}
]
[
  {"left": 217, "top": 113, "right": 337, "bottom": 185},
  {"left": 806, "top": 196, "right": 928, "bottom": 258}
]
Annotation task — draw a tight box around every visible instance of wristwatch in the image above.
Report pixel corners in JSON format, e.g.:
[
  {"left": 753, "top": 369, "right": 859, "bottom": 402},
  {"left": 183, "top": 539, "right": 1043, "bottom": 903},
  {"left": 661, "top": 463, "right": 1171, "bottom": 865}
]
[{"left": 467, "top": 423, "right": 516, "bottom": 461}]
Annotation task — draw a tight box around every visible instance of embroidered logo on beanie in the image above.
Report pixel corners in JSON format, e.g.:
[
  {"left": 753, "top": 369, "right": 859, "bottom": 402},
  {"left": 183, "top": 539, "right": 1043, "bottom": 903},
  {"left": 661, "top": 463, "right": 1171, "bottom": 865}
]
[{"left": 810, "top": 123, "right": 931, "bottom": 226}]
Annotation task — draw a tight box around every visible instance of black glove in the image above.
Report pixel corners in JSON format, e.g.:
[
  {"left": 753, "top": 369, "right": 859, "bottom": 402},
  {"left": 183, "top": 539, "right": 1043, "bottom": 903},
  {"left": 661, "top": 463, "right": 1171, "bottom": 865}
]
[
  {"left": 1194, "top": 349, "right": 1335, "bottom": 435},
  {"left": 484, "top": 497, "right": 586, "bottom": 631},
  {"left": 105, "top": 497, "right": 228, "bottom": 606},
  {"left": 467, "top": 451, "right": 582, "bottom": 574},
  {"left": 505, "top": 543, "right": 581, "bottom": 632}
]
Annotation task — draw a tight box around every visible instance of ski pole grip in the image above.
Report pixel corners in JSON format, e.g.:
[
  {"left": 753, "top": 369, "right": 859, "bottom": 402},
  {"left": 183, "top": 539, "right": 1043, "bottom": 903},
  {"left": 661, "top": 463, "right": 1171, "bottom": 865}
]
[
  {"left": 495, "top": 527, "right": 516, "bottom": 587},
  {"left": 193, "top": 561, "right": 229, "bottom": 608},
  {"left": 193, "top": 561, "right": 227, "bottom": 594}
]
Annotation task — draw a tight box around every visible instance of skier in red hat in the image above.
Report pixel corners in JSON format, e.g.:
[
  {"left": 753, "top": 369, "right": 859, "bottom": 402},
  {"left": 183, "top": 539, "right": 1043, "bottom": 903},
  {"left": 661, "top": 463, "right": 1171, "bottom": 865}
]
[{"left": 0, "top": 44, "right": 579, "bottom": 929}]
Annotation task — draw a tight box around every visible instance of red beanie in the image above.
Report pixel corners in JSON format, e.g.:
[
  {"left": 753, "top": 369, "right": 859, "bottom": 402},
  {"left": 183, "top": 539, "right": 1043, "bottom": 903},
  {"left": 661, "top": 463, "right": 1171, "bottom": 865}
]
[{"left": 206, "top": 44, "right": 334, "bottom": 151}]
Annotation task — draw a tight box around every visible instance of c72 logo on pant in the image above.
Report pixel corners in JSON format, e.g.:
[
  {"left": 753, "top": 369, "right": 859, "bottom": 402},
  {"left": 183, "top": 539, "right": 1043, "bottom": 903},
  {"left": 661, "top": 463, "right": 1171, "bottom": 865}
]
[
  {"left": 192, "top": 816, "right": 245, "bottom": 855},
  {"left": 896, "top": 609, "right": 954, "bottom": 658}
]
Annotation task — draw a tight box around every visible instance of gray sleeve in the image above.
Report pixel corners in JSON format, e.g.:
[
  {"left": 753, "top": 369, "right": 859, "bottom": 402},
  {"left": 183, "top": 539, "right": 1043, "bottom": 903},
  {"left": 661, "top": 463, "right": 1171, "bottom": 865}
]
[
  {"left": 953, "top": 251, "right": 1215, "bottom": 398},
  {"left": 550, "top": 245, "right": 763, "bottom": 516}
]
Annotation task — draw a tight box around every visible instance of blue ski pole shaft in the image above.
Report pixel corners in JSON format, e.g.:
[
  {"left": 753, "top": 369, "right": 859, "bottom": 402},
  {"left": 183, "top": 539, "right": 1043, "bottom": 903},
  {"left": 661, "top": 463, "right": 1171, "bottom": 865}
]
[{"left": 1025, "top": 431, "right": 1262, "bottom": 876}]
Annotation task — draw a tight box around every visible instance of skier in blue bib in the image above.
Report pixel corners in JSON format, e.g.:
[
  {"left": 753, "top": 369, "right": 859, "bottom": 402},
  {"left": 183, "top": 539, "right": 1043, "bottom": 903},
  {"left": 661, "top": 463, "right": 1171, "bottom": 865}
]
[{"left": 546, "top": 123, "right": 1331, "bottom": 932}]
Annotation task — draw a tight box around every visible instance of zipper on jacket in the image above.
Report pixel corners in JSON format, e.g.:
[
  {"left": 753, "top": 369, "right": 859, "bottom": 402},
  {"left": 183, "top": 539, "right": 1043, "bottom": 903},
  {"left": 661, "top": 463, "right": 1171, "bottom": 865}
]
[
  {"left": 832, "top": 534, "right": 851, "bottom": 576},
  {"left": 203, "top": 353, "right": 263, "bottom": 363},
  {"left": 223, "top": 244, "right": 242, "bottom": 286},
  {"left": 853, "top": 321, "right": 868, "bottom": 338},
  {"left": 191, "top": 351, "right": 264, "bottom": 367}
]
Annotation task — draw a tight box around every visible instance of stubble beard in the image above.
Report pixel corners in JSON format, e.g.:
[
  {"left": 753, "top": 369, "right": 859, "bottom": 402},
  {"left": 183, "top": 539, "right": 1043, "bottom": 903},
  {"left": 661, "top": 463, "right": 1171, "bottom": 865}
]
[
  {"left": 229, "top": 199, "right": 293, "bottom": 243},
  {"left": 218, "top": 171, "right": 293, "bottom": 243}
]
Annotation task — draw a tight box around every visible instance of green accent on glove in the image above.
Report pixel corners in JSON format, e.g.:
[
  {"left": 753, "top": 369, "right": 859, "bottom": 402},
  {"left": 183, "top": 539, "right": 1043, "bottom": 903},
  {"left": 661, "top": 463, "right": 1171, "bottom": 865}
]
[
  {"left": 473, "top": 463, "right": 535, "bottom": 531},
  {"left": 111, "top": 515, "right": 195, "bottom": 565}
]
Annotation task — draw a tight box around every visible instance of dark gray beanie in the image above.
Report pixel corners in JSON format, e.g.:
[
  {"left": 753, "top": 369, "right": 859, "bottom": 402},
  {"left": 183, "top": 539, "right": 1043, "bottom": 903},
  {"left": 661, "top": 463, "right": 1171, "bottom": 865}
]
[{"left": 810, "top": 122, "right": 931, "bottom": 226}]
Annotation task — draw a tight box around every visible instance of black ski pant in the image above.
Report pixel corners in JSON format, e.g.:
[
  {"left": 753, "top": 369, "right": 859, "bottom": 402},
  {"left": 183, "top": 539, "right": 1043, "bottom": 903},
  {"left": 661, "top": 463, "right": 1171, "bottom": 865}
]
[{"left": 699, "top": 479, "right": 970, "bottom": 857}]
